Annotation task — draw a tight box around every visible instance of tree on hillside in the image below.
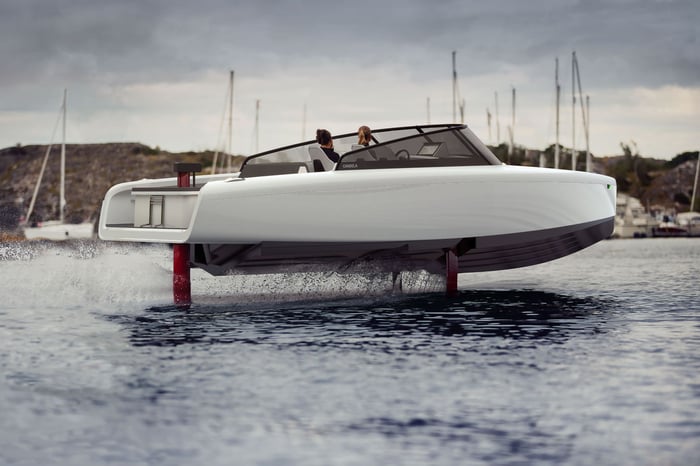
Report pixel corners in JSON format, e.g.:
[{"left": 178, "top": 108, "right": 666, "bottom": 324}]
[
  {"left": 611, "top": 142, "right": 664, "bottom": 197},
  {"left": 488, "top": 143, "right": 509, "bottom": 162},
  {"left": 487, "top": 143, "right": 529, "bottom": 165},
  {"left": 665, "top": 151, "right": 699, "bottom": 169}
]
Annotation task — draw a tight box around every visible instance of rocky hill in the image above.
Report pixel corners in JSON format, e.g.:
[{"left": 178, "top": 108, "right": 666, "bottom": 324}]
[
  {"left": 492, "top": 142, "right": 698, "bottom": 212},
  {"left": 598, "top": 152, "right": 699, "bottom": 211},
  {"left": 0, "top": 143, "right": 244, "bottom": 231}
]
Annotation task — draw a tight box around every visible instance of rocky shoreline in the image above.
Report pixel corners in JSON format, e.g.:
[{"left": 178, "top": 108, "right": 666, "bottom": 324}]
[{"left": 0, "top": 143, "right": 244, "bottom": 233}]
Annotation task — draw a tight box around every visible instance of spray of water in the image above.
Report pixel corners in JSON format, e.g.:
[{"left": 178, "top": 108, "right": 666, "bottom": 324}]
[
  {"left": 1, "top": 241, "right": 447, "bottom": 310},
  {"left": 0, "top": 241, "right": 172, "bottom": 311}
]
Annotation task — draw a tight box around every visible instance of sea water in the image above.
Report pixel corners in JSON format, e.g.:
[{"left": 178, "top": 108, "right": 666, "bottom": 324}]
[{"left": 0, "top": 238, "right": 698, "bottom": 465}]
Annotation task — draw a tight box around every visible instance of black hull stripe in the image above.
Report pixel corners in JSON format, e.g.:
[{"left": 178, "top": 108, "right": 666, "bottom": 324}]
[{"left": 191, "top": 217, "right": 614, "bottom": 276}]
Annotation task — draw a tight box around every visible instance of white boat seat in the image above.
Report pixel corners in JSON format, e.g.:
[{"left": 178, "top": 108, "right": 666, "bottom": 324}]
[{"left": 308, "top": 145, "right": 336, "bottom": 172}]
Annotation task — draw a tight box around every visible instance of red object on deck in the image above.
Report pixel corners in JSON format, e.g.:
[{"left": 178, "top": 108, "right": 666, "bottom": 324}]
[
  {"left": 445, "top": 249, "right": 458, "bottom": 296},
  {"left": 177, "top": 171, "right": 190, "bottom": 188}
]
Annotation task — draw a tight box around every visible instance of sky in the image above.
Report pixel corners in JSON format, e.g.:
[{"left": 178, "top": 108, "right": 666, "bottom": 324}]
[{"left": 0, "top": 0, "right": 698, "bottom": 159}]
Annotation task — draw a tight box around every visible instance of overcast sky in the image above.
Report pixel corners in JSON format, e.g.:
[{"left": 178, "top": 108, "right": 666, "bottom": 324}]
[{"left": 1, "top": 0, "right": 697, "bottom": 159}]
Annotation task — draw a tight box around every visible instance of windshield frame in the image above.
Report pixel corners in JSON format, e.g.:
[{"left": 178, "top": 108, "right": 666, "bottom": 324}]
[{"left": 238, "top": 124, "right": 501, "bottom": 173}]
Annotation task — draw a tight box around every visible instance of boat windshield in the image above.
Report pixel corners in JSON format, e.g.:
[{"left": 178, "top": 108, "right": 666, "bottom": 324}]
[
  {"left": 239, "top": 124, "right": 500, "bottom": 177},
  {"left": 337, "top": 126, "right": 500, "bottom": 170}
]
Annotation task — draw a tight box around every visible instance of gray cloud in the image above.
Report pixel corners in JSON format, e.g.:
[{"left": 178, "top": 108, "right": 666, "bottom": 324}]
[
  {"left": 0, "top": 0, "right": 697, "bottom": 156},
  {"left": 3, "top": 0, "right": 696, "bottom": 86}
]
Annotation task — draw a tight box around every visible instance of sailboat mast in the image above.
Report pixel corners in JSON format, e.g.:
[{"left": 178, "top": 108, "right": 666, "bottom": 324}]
[
  {"left": 486, "top": 107, "right": 492, "bottom": 145},
  {"left": 585, "top": 95, "right": 591, "bottom": 172},
  {"left": 254, "top": 99, "right": 260, "bottom": 153},
  {"left": 494, "top": 91, "right": 500, "bottom": 144},
  {"left": 692, "top": 152, "right": 700, "bottom": 212},
  {"left": 555, "top": 57, "right": 560, "bottom": 169},
  {"left": 507, "top": 87, "right": 515, "bottom": 163},
  {"left": 24, "top": 94, "right": 63, "bottom": 225},
  {"left": 452, "top": 51, "right": 457, "bottom": 123},
  {"left": 426, "top": 97, "right": 431, "bottom": 124},
  {"left": 302, "top": 103, "right": 307, "bottom": 140},
  {"left": 572, "top": 51, "right": 577, "bottom": 170},
  {"left": 573, "top": 53, "right": 590, "bottom": 172},
  {"left": 60, "top": 88, "right": 66, "bottom": 224},
  {"left": 227, "top": 70, "right": 234, "bottom": 173},
  {"left": 511, "top": 86, "right": 516, "bottom": 160}
]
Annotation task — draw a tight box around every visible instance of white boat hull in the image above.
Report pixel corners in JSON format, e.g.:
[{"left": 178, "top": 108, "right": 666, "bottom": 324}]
[
  {"left": 23, "top": 221, "right": 94, "bottom": 241},
  {"left": 99, "top": 166, "right": 616, "bottom": 274}
]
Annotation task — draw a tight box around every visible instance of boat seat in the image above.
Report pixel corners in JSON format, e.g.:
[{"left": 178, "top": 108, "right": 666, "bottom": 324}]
[
  {"left": 308, "top": 145, "right": 336, "bottom": 172},
  {"left": 312, "top": 159, "right": 326, "bottom": 172}
]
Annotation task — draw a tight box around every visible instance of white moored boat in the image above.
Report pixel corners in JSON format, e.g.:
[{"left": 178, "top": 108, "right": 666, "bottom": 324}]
[
  {"left": 23, "top": 89, "right": 94, "bottom": 241},
  {"left": 99, "top": 124, "right": 616, "bottom": 281}
]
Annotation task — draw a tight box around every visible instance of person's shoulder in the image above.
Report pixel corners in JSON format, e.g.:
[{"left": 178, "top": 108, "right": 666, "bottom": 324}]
[{"left": 321, "top": 147, "right": 339, "bottom": 161}]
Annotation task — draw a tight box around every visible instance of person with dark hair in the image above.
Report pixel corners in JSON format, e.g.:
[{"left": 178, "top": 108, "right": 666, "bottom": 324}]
[
  {"left": 357, "top": 125, "right": 372, "bottom": 146},
  {"left": 316, "top": 128, "right": 340, "bottom": 163}
]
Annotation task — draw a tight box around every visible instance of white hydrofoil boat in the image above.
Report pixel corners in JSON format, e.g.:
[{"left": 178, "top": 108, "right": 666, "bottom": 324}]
[{"left": 99, "top": 124, "right": 616, "bottom": 283}]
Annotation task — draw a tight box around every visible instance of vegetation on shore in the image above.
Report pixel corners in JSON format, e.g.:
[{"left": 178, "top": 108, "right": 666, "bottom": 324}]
[{"left": 490, "top": 143, "right": 698, "bottom": 213}]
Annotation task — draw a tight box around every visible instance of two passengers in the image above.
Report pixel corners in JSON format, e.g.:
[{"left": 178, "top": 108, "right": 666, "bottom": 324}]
[{"left": 316, "top": 125, "right": 372, "bottom": 164}]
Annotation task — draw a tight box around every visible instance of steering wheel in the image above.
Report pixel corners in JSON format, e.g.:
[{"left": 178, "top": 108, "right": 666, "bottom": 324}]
[{"left": 395, "top": 149, "right": 410, "bottom": 160}]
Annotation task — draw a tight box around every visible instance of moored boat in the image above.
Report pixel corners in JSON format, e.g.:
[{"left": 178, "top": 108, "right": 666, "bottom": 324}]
[
  {"left": 652, "top": 216, "right": 689, "bottom": 237},
  {"left": 613, "top": 194, "right": 658, "bottom": 238},
  {"left": 677, "top": 212, "right": 700, "bottom": 237},
  {"left": 22, "top": 89, "right": 94, "bottom": 241}
]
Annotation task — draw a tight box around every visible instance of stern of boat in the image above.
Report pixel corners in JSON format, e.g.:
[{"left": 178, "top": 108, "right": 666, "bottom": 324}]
[{"left": 98, "top": 171, "right": 234, "bottom": 243}]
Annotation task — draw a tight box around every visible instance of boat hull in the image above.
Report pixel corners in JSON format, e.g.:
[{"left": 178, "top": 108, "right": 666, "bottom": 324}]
[
  {"left": 190, "top": 216, "right": 613, "bottom": 276},
  {"left": 23, "top": 221, "right": 94, "bottom": 241},
  {"left": 99, "top": 165, "right": 616, "bottom": 274}
]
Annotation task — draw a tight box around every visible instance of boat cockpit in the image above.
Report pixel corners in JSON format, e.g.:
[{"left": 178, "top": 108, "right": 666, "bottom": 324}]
[{"left": 239, "top": 124, "right": 502, "bottom": 178}]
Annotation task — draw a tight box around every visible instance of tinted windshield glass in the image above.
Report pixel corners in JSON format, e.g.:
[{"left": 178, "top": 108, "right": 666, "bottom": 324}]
[
  {"left": 245, "top": 145, "right": 311, "bottom": 165},
  {"left": 239, "top": 124, "right": 499, "bottom": 175},
  {"left": 337, "top": 127, "right": 499, "bottom": 170}
]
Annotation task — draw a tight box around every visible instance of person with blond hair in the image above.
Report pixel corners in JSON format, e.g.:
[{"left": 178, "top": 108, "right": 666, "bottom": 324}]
[{"left": 357, "top": 125, "right": 372, "bottom": 147}]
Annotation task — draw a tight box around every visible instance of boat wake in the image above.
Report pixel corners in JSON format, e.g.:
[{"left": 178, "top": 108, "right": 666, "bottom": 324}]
[
  {"left": 0, "top": 241, "right": 448, "bottom": 311},
  {"left": 0, "top": 241, "right": 172, "bottom": 311}
]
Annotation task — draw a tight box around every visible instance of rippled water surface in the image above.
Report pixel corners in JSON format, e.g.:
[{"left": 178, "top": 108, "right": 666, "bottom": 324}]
[{"left": 1, "top": 239, "right": 698, "bottom": 465}]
